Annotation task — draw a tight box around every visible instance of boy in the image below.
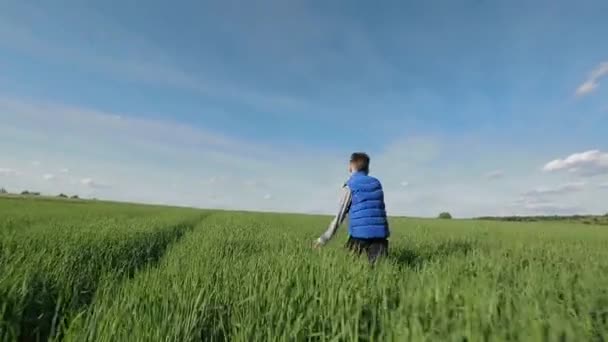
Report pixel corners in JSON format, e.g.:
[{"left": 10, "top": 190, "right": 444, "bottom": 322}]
[{"left": 314, "top": 152, "right": 390, "bottom": 263}]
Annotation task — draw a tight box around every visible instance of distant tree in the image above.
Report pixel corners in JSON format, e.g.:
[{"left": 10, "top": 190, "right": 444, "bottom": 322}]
[
  {"left": 21, "top": 190, "right": 30, "bottom": 195},
  {"left": 71, "top": 195, "right": 80, "bottom": 199},
  {"left": 31, "top": 192, "right": 41, "bottom": 196},
  {"left": 438, "top": 212, "right": 452, "bottom": 219},
  {"left": 0, "top": 187, "right": 7, "bottom": 194},
  {"left": 604, "top": 212, "right": 608, "bottom": 217},
  {"left": 58, "top": 193, "right": 68, "bottom": 198}
]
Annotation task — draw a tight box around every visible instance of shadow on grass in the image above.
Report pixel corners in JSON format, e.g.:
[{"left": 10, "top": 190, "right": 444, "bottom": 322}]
[
  {"left": 389, "top": 240, "right": 476, "bottom": 270},
  {"left": 389, "top": 248, "right": 424, "bottom": 269},
  {"left": 199, "top": 304, "right": 231, "bottom": 342}
]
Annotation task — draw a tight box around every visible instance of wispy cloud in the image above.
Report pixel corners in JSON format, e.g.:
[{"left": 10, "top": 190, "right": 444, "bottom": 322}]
[
  {"left": 484, "top": 170, "right": 504, "bottom": 180},
  {"left": 80, "top": 178, "right": 109, "bottom": 189},
  {"left": 42, "top": 173, "right": 56, "bottom": 181},
  {"left": 522, "top": 182, "right": 586, "bottom": 197},
  {"left": 520, "top": 202, "right": 582, "bottom": 215},
  {"left": 0, "top": 168, "right": 18, "bottom": 176},
  {"left": 0, "top": 96, "right": 280, "bottom": 164},
  {"left": 3, "top": 97, "right": 450, "bottom": 216},
  {"left": 507, "top": 180, "right": 590, "bottom": 215},
  {"left": 3, "top": 94, "right": 606, "bottom": 217},
  {"left": 543, "top": 150, "right": 608, "bottom": 176},
  {"left": 510, "top": 192, "right": 584, "bottom": 215},
  {"left": 0, "top": 95, "right": 349, "bottom": 213},
  {"left": 576, "top": 62, "right": 608, "bottom": 97},
  {"left": 0, "top": 6, "right": 304, "bottom": 114}
]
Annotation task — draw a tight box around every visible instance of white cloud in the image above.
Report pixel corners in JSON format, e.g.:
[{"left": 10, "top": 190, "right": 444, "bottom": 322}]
[
  {"left": 0, "top": 168, "right": 18, "bottom": 176},
  {"left": 30, "top": 160, "right": 41, "bottom": 167},
  {"left": 508, "top": 181, "right": 591, "bottom": 215},
  {"left": 201, "top": 176, "right": 228, "bottom": 186},
  {"left": 600, "top": 182, "right": 608, "bottom": 189},
  {"left": 0, "top": 95, "right": 349, "bottom": 212},
  {"left": 510, "top": 194, "right": 584, "bottom": 215},
  {"left": 80, "top": 178, "right": 109, "bottom": 189},
  {"left": 263, "top": 194, "right": 273, "bottom": 200},
  {"left": 0, "top": 96, "right": 276, "bottom": 161},
  {"left": 42, "top": 173, "right": 56, "bottom": 181},
  {"left": 522, "top": 202, "right": 582, "bottom": 215},
  {"left": 576, "top": 62, "right": 608, "bottom": 97},
  {"left": 2, "top": 96, "right": 606, "bottom": 217},
  {"left": 543, "top": 150, "right": 608, "bottom": 176},
  {"left": 522, "top": 182, "right": 586, "bottom": 197},
  {"left": 59, "top": 168, "right": 69, "bottom": 173},
  {"left": 80, "top": 178, "right": 93, "bottom": 186},
  {"left": 484, "top": 170, "right": 504, "bottom": 180},
  {"left": 576, "top": 82, "right": 596, "bottom": 96},
  {"left": 400, "top": 181, "right": 409, "bottom": 187}
]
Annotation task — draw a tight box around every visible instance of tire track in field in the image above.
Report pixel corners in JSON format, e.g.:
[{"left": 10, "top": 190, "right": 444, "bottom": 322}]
[
  {"left": 4, "top": 212, "right": 214, "bottom": 342},
  {"left": 57, "top": 213, "right": 218, "bottom": 341},
  {"left": 62, "top": 212, "right": 247, "bottom": 342}
]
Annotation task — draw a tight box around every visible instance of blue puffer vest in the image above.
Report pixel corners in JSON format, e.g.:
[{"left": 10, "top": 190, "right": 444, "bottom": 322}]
[{"left": 347, "top": 171, "right": 390, "bottom": 239}]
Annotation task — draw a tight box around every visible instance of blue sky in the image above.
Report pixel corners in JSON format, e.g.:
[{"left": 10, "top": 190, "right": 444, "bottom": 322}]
[{"left": 1, "top": 0, "right": 607, "bottom": 217}]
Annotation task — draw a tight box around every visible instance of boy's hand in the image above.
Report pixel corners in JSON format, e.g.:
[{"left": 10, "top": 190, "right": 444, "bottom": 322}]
[{"left": 312, "top": 239, "right": 323, "bottom": 249}]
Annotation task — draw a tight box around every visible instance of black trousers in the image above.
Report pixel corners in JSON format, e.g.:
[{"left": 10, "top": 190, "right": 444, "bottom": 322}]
[{"left": 345, "top": 237, "right": 389, "bottom": 264}]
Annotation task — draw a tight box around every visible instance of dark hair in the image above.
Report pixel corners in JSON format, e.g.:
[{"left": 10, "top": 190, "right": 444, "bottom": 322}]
[{"left": 350, "top": 152, "right": 370, "bottom": 173}]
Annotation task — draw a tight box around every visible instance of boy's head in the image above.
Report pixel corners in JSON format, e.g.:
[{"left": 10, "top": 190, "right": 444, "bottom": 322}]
[{"left": 349, "top": 152, "right": 370, "bottom": 174}]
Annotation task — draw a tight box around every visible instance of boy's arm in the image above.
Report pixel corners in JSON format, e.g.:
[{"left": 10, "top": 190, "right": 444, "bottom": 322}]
[{"left": 316, "top": 185, "right": 352, "bottom": 246}]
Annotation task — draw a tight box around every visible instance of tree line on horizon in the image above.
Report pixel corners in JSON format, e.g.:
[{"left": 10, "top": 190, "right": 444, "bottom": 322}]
[
  {"left": 478, "top": 214, "right": 608, "bottom": 225},
  {"left": 0, "top": 187, "right": 80, "bottom": 200},
  {"left": 1, "top": 187, "right": 606, "bottom": 223}
]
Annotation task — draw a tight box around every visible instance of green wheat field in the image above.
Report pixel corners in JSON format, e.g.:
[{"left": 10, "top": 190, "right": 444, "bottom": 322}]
[{"left": 1, "top": 196, "right": 607, "bottom": 342}]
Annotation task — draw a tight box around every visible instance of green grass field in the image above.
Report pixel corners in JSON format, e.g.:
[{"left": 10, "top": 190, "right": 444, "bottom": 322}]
[{"left": 1, "top": 196, "right": 607, "bottom": 341}]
